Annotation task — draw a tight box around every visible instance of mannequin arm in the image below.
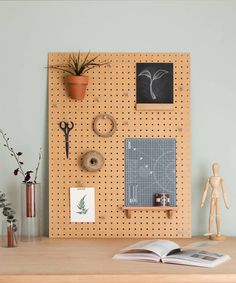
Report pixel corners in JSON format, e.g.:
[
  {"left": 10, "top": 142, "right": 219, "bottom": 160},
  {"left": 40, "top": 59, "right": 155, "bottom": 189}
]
[
  {"left": 221, "top": 178, "right": 229, "bottom": 209},
  {"left": 201, "top": 178, "right": 209, "bottom": 208}
]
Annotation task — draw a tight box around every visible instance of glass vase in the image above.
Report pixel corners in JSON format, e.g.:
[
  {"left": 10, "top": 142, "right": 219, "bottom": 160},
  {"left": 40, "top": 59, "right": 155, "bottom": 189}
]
[
  {"left": 2, "top": 220, "right": 19, "bottom": 248},
  {"left": 21, "top": 182, "right": 41, "bottom": 241}
]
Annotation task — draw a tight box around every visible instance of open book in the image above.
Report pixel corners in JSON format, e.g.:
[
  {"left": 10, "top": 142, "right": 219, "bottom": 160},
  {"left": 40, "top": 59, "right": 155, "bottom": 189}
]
[{"left": 113, "top": 240, "right": 230, "bottom": 268}]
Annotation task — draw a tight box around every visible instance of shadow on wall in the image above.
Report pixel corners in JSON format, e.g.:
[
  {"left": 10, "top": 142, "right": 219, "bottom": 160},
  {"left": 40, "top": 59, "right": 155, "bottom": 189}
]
[
  {"left": 193, "top": 163, "right": 209, "bottom": 236},
  {"left": 42, "top": 77, "right": 49, "bottom": 237}
]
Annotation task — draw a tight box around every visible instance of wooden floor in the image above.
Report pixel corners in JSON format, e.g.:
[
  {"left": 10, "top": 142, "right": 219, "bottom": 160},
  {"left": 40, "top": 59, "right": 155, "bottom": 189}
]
[{"left": 0, "top": 237, "right": 236, "bottom": 283}]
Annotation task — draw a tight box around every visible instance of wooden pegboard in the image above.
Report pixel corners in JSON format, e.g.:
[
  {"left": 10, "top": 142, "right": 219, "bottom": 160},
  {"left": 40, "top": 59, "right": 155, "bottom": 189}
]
[{"left": 48, "top": 52, "right": 191, "bottom": 238}]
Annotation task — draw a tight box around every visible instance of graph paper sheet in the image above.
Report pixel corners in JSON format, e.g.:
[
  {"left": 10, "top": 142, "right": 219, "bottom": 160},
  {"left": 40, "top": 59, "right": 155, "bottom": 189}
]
[{"left": 125, "top": 138, "right": 176, "bottom": 207}]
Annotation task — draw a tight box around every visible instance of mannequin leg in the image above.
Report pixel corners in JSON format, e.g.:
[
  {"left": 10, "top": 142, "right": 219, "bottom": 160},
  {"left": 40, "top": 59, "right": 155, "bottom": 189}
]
[
  {"left": 209, "top": 198, "right": 215, "bottom": 235},
  {"left": 209, "top": 198, "right": 225, "bottom": 240},
  {"left": 215, "top": 198, "right": 220, "bottom": 236}
]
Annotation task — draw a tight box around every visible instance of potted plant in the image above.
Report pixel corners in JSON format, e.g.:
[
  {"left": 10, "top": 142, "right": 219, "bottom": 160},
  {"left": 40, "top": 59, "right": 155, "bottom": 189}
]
[
  {"left": 48, "top": 52, "right": 111, "bottom": 100},
  {"left": 0, "top": 130, "right": 42, "bottom": 241},
  {"left": 0, "top": 191, "right": 18, "bottom": 248}
]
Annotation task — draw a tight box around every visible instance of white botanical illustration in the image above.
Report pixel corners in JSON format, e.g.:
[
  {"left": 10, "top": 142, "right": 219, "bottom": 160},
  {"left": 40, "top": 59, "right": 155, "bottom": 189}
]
[
  {"left": 70, "top": 187, "right": 95, "bottom": 222},
  {"left": 138, "top": 69, "right": 169, "bottom": 100},
  {"left": 76, "top": 194, "right": 89, "bottom": 214}
]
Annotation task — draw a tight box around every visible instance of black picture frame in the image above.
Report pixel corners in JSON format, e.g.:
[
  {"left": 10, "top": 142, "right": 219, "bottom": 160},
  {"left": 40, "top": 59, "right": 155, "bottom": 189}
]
[{"left": 136, "top": 63, "right": 174, "bottom": 110}]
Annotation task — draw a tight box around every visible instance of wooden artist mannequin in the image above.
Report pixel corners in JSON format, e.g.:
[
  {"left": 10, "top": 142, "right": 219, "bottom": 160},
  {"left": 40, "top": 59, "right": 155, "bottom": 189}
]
[{"left": 201, "top": 163, "right": 229, "bottom": 241}]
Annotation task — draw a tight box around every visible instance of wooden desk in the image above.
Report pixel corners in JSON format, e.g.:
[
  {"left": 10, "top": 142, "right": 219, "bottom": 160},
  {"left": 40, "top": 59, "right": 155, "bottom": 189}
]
[{"left": 0, "top": 237, "right": 235, "bottom": 283}]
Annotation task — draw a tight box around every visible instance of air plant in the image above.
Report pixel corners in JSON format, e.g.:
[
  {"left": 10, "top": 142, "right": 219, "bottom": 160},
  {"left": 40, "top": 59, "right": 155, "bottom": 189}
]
[
  {"left": 48, "top": 52, "right": 111, "bottom": 76},
  {"left": 138, "top": 69, "right": 169, "bottom": 100},
  {"left": 0, "top": 130, "right": 42, "bottom": 183}
]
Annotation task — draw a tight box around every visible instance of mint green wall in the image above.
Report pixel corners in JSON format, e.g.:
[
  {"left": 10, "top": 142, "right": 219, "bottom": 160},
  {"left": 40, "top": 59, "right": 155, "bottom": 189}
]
[{"left": 0, "top": 0, "right": 235, "bottom": 236}]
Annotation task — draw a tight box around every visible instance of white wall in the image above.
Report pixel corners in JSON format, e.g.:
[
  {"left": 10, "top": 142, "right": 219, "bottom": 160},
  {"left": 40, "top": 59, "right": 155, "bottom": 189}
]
[{"left": 0, "top": 0, "right": 235, "bottom": 236}]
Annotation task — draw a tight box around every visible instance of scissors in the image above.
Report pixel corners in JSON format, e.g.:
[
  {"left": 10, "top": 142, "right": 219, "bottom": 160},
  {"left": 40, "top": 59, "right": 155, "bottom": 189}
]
[{"left": 59, "top": 121, "right": 74, "bottom": 159}]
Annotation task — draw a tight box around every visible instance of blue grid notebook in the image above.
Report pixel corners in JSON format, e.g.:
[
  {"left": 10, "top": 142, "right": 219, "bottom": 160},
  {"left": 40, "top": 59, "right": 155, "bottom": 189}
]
[{"left": 125, "top": 138, "right": 176, "bottom": 207}]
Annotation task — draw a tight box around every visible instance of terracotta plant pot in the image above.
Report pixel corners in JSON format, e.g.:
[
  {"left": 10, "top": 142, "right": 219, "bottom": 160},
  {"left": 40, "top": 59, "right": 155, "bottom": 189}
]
[{"left": 66, "top": 75, "right": 89, "bottom": 100}]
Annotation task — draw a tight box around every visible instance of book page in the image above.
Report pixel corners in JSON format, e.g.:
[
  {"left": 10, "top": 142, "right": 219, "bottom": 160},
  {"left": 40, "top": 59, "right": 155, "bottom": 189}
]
[
  {"left": 117, "top": 240, "right": 180, "bottom": 258},
  {"left": 164, "top": 249, "right": 230, "bottom": 268},
  {"left": 113, "top": 252, "right": 160, "bottom": 262}
]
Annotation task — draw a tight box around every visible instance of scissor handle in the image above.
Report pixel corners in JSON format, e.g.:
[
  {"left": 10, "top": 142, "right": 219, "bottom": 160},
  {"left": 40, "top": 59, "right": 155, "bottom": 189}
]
[
  {"left": 67, "top": 121, "right": 74, "bottom": 130},
  {"left": 59, "top": 121, "right": 67, "bottom": 130},
  {"left": 59, "top": 121, "right": 74, "bottom": 133}
]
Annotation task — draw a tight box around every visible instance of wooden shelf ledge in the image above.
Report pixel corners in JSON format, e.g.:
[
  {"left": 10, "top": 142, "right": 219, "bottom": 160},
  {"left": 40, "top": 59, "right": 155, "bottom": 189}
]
[{"left": 122, "top": 206, "right": 178, "bottom": 219}]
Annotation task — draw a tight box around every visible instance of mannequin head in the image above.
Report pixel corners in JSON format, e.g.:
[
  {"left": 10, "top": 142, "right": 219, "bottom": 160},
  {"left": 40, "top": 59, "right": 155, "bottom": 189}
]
[{"left": 212, "top": 163, "right": 220, "bottom": 176}]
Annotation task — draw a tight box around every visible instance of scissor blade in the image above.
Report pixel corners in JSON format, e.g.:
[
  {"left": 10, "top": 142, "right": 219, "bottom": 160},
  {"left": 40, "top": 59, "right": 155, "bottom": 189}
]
[{"left": 66, "top": 140, "right": 69, "bottom": 159}]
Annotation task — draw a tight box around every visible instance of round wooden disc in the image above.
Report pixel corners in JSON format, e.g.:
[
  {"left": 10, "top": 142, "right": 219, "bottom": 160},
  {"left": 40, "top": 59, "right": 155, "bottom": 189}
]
[{"left": 209, "top": 234, "right": 226, "bottom": 241}]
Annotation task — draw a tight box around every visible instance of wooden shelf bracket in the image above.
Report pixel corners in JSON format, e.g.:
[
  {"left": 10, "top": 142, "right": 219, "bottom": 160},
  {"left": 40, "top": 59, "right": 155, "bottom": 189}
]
[{"left": 122, "top": 206, "right": 178, "bottom": 219}]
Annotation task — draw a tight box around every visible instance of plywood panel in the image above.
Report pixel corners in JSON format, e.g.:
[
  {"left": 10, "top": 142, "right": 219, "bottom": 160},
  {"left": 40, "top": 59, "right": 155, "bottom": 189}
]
[{"left": 48, "top": 52, "right": 191, "bottom": 238}]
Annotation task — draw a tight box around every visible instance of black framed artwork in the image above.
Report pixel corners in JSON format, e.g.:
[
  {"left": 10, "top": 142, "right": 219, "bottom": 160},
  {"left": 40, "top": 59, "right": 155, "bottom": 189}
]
[{"left": 136, "top": 63, "right": 174, "bottom": 110}]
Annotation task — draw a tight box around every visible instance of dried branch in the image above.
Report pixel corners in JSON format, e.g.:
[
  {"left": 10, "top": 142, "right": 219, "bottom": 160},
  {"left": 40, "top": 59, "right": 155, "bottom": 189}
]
[
  {"left": 34, "top": 147, "right": 42, "bottom": 184},
  {"left": 0, "top": 130, "right": 42, "bottom": 183},
  {"left": 0, "top": 129, "right": 25, "bottom": 179}
]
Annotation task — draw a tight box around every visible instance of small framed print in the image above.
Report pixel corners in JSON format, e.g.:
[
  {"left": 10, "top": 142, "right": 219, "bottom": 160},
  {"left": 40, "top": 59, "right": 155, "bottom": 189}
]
[
  {"left": 136, "top": 63, "right": 174, "bottom": 111},
  {"left": 70, "top": 187, "right": 95, "bottom": 223}
]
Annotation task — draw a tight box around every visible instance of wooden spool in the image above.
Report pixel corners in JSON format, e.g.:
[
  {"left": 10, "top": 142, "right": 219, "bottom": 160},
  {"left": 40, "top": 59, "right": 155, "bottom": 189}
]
[{"left": 82, "top": 151, "right": 104, "bottom": 172}]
